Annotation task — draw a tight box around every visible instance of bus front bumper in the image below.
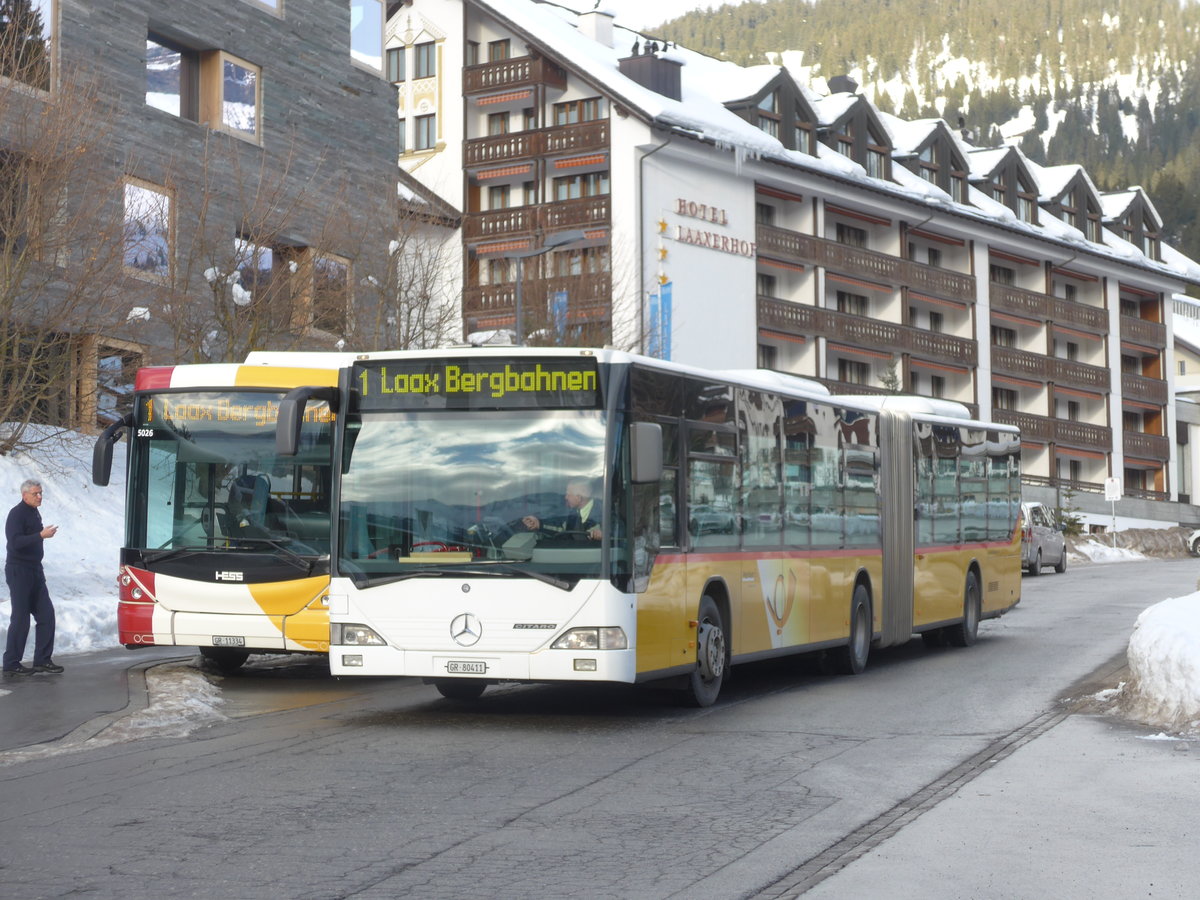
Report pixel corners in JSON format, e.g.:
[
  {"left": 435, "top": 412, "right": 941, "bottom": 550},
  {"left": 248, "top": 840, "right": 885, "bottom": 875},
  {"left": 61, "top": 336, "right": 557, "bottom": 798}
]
[{"left": 328, "top": 645, "right": 637, "bottom": 683}]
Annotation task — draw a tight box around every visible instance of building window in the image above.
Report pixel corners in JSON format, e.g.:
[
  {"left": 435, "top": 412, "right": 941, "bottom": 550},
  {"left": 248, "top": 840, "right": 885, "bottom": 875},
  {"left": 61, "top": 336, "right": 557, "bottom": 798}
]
[
  {"left": 758, "top": 344, "right": 778, "bottom": 370},
  {"left": 487, "top": 39, "right": 510, "bottom": 62},
  {"left": 990, "top": 264, "right": 1015, "bottom": 285},
  {"left": 758, "top": 116, "right": 779, "bottom": 138},
  {"left": 552, "top": 246, "right": 609, "bottom": 277},
  {"left": 553, "top": 97, "right": 606, "bottom": 125},
  {"left": 866, "top": 149, "right": 887, "bottom": 179},
  {"left": 926, "top": 247, "right": 941, "bottom": 267},
  {"left": 993, "top": 388, "right": 1017, "bottom": 410},
  {"left": 349, "top": 0, "right": 383, "bottom": 73},
  {"left": 794, "top": 123, "right": 813, "bottom": 154},
  {"left": 928, "top": 311, "right": 943, "bottom": 333},
  {"left": 1067, "top": 400, "right": 1080, "bottom": 421},
  {"left": 836, "top": 291, "right": 868, "bottom": 316},
  {"left": 755, "top": 202, "right": 775, "bottom": 226},
  {"left": 1, "top": 0, "right": 53, "bottom": 91},
  {"left": 233, "top": 236, "right": 292, "bottom": 308},
  {"left": 838, "top": 359, "right": 869, "bottom": 384},
  {"left": 930, "top": 375, "right": 945, "bottom": 398},
  {"left": 757, "top": 92, "right": 778, "bottom": 114},
  {"left": 836, "top": 223, "right": 867, "bottom": 247},
  {"left": 487, "top": 112, "right": 509, "bottom": 135},
  {"left": 123, "top": 180, "right": 172, "bottom": 279},
  {"left": 950, "top": 175, "right": 965, "bottom": 203},
  {"left": 523, "top": 107, "right": 537, "bottom": 130},
  {"left": 414, "top": 114, "right": 436, "bottom": 150},
  {"left": 991, "top": 326, "right": 1016, "bottom": 347},
  {"left": 413, "top": 41, "right": 435, "bottom": 79},
  {"left": 1018, "top": 195, "right": 1035, "bottom": 223},
  {"left": 523, "top": 181, "right": 537, "bottom": 205},
  {"left": 312, "top": 254, "right": 351, "bottom": 334},
  {"left": 386, "top": 47, "right": 405, "bottom": 82},
  {"left": 466, "top": 41, "right": 479, "bottom": 66},
  {"left": 756, "top": 273, "right": 777, "bottom": 298},
  {"left": 398, "top": 118, "right": 406, "bottom": 153},
  {"left": 487, "top": 184, "right": 509, "bottom": 210},
  {"left": 145, "top": 38, "right": 261, "bottom": 143},
  {"left": 552, "top": 171, "right": 609, "bottom": 200}
]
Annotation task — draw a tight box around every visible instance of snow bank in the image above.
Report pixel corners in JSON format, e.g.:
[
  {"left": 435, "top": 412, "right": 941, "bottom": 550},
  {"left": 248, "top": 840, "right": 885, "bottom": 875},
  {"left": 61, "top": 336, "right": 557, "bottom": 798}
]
[{"left": 1120, "top": 594, "right": 1200, "bottom": 735}]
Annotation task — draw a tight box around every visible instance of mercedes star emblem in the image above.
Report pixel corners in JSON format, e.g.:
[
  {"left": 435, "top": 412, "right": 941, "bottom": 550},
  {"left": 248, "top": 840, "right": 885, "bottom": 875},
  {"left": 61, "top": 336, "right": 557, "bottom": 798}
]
[{"left": 450, "top": 612, "right": 482, "bottom": 647}]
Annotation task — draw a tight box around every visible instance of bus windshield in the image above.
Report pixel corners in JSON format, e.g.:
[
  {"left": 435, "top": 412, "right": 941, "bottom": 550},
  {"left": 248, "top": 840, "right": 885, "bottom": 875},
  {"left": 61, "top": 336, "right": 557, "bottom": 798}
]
[
  {"left": 129, "top": 390, "right": 334, "bottom": 557},
  {"left": 338, "top": 409, "right": 608, "bottom": 583}
]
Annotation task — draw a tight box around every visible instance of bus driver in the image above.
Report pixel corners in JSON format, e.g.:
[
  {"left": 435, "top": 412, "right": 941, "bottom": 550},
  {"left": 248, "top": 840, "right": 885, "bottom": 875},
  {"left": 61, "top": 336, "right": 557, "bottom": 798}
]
[{"left": 521, "top": 477, "right": 601, "bottom": 541}]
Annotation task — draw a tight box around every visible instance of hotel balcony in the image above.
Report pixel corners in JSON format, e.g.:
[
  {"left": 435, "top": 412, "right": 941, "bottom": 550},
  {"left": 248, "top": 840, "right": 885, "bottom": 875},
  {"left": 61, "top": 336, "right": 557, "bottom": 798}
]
[
  {"left": 464, "top": 55, "right": 567, "bottom": 94},
  {"left": 1122, "top": 372, "right": 1168, "bottom": 406},
  {"left": 1119, "top": 314, "right": 1167, "bottom": 349},
  {"left": 462, "top": 273, "right": 612, "bottom": 331},
  {"left": 757, "top": 296, "right": 977, "bottom": 366},
  {"left": 756, "top": 224, "right": 976, "bottom": 304},
  {"left": 991, "top": 409, "right": 1112, "bottom": 452},
  {"left": 990, "top": 283, "right": 1108, "bottom": 335},
  {"left": 464, "top": 196, "right": 611, "bottom": 243},
  {"left": 1124, "top": 431, "right": 1171, "bottom": 463},
  {"left": 464, "top": 120, "right": 609, "bottom": 167},
  {"left": 991, "top": 346, "right": 1110, "bottom": 393}
]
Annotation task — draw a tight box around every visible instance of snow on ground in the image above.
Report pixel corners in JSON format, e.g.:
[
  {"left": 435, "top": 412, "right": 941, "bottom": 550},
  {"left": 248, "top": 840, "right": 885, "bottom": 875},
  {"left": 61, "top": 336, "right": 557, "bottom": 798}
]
[{"left": 1, "top": 428, "right": 1199, "bottom": 739}]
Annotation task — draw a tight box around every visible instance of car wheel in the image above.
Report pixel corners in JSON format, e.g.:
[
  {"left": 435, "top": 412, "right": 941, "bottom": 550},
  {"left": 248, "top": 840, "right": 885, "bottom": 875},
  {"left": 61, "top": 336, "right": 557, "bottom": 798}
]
[
  {"left": 1191, "top": 538, "right": 1200, "bottom": 558},
  {"left": 1027, "top": 550, "right": 1041, "bottom": 577},
  {"left": 1054, "top": 548, "right": 1067, "bottom": 574}
]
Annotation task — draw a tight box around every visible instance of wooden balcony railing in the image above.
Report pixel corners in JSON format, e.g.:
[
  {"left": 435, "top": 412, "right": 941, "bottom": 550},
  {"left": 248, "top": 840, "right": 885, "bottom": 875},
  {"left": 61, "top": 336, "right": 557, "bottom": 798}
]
[
  {"left": 991, "top": 346, "right": 1110, "bottom": 392},
  {"left": 756, "top": 225, "right": 976, "bottom": 304},
  {"left": 989, "top": 283, "right": 1109, "bottom": 334},
  {"left": 464, "top": 197, "right": 610, "bottom": 242},
  {"left": 991, "top": 409, "right": 1112, "bottom": 451},
  {"left": 1119, "top": 314, "right": 1166, "bottom": 348},
  {"left": 1124, "top": 431, "right": 1171, "bottom": 462},
  {"left": 464, "top": 121, "right": 609, "bottom": 167},
  {"left": 463, "top": 273, "right": 612, "bottom": 325},
  {"left": 1122, "top": 372, "right": 1168, "bottom": 406},
  {"left": 757, "top": 297, "right": 977, "bottom": 366},
  {"left": 464, "top": 55, "right": 566, "bottom": 94}
]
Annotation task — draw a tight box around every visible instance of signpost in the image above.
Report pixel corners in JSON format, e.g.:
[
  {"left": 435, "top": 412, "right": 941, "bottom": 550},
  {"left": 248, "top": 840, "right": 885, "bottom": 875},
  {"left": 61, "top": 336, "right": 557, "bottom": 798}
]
[{"left": 1104, "top": 476, "right": 1122, "bottom": 549}]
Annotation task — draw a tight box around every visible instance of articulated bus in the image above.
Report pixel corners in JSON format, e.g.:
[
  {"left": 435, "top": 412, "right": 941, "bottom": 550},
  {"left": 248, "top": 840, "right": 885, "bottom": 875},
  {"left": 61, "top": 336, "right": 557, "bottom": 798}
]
[
  {"left": 93, "top": 355, "right": 350, "bottom": 671},
  {"left": 277, "top": 348, "right": 1022, "bottom": 705}
]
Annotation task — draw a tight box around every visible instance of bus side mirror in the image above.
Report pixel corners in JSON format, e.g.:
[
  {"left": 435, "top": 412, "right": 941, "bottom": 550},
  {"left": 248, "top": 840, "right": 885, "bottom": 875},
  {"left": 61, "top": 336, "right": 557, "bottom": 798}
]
[
  {"left": 92, "top": 413, "right": 133, "bottom": 487},
  {"left": 277, "top": 386, "right": 338, "bottom": 456},
  {"left": 630, "top": 421, "right": 663, "bottom": 484}
]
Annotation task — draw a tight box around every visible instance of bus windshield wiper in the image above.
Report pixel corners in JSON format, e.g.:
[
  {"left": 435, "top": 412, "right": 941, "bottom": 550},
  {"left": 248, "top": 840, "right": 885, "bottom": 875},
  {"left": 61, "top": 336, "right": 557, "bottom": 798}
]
[
  {"left": 141, "top": 545, "right": 218, "bottom": 565},
  {"left": 350, "top": 562, "right": 573, "bottom": 592},
  {"left": 221, "top": 537, "right": 320, "bottom": 573}
]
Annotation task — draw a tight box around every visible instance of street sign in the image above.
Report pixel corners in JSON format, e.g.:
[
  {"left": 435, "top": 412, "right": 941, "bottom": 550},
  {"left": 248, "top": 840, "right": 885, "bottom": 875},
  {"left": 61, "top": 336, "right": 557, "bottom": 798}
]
[{"left": 1104, "top": 477, "right": 1122, "bottom": 502}]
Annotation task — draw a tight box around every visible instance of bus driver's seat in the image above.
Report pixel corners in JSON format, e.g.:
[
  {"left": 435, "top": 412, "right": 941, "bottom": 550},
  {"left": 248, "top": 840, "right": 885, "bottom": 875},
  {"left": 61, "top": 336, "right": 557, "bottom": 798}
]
[{"left": 227, "top": 474, "right": 271, "bottom": 532}]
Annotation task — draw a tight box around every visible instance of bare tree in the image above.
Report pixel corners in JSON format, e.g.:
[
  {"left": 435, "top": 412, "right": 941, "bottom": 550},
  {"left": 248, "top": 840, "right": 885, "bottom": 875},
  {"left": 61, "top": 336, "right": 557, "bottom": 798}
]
[{"left": 0, "top": 17, "right": 132, "bottom": 452}]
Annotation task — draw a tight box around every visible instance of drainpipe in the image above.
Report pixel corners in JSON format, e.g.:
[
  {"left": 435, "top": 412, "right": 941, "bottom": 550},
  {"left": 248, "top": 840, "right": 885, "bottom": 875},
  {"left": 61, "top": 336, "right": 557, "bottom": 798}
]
[{"left": 637, "top": 134, "right": 673, "bottom": 354}]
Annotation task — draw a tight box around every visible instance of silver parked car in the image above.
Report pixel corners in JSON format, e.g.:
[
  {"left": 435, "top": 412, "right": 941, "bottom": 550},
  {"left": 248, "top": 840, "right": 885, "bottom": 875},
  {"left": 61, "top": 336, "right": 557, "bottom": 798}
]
[
  {"left": 1021, "top": 502, "right": 1067, "bottom": 576},
  {"left": 1187, "top": 529, "right": 1200, "bottom": 556}
]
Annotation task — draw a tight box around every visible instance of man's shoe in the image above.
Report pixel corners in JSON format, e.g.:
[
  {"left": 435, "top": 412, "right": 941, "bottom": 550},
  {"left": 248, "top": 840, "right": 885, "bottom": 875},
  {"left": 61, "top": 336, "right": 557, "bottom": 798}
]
[
  {"left": 3, "top": 664, "right": 35, "bottom": 677},
  {"left": 31, "top": 662, "right": 64, "bottom": 674}
]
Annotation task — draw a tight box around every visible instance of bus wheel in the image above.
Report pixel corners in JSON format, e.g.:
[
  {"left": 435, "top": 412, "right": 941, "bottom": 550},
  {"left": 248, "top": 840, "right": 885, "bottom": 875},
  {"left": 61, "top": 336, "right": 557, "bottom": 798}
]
[
  {"left": 946, "top": 572, "right": 981, "bottom": 648},
  {"left": 434, "top": 680, "right": 487, "bottom": 700},
  {"left": 683, "top": 595, "right": 727, "bottom": 707},
  {"left": 832, "top": 584, "right": 871, "bottom": 675},
  {"left": 199, "top": 647, "right": 250, "bottom": 674}
]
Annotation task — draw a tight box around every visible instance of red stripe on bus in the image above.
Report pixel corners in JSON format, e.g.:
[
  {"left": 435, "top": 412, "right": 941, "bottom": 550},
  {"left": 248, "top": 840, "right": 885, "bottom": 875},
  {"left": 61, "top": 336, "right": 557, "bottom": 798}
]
[
  {"left": 117, "top": 600, "right": 156, "bottom": 645},
  {"left": 135, "top": 367, "right": 176, "bottom": 390}
]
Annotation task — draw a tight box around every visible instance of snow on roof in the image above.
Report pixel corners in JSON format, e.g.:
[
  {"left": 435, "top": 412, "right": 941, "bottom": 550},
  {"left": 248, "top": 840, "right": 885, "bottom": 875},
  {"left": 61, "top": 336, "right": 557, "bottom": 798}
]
[
  {"left": 878, "top": 112, "right": 941, "bottom": 154},
  {"left": 478, "top": 0, "right": 1197, "bottom": 286},
  {"left": 1100, "top": 188, "right": 1138, "bottom": 220},
  {"left": 1025, "top": 159, "right": 1096, "bottom": 203}
]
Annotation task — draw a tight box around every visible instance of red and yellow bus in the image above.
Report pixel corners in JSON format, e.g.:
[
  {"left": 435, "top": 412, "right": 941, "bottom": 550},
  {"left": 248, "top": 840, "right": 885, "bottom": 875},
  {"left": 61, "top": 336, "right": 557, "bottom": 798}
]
[
  {"left": 278, "top": 349, "right": 1021, "bottom": 704},
  {"left": 93, "top": 355, "right": 350, "bottom": 671}
]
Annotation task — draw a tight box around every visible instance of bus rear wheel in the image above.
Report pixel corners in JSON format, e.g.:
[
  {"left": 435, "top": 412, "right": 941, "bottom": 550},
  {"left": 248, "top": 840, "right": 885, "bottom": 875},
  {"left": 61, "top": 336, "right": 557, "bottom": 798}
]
[
  {"left": 945, "top": 571, "right": 981, "bottom": 648},
  {"left": 683, "top": 595, "right": 726, "bottom": 707},
  {"left": 831, "top": 584, "right": 871, "bottom": 675},
  {"left": 434, "top": 679, "right": 487, "bottom": 700},
  {"left": 199, "top": 647, "right": 250, "bottom": 674}
]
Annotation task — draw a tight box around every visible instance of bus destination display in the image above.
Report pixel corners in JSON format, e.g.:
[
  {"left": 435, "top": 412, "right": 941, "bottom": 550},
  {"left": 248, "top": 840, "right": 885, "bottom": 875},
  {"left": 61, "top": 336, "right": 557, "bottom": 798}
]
[{"left": 354, "top": 358, "right": 601, "bottom": 410}]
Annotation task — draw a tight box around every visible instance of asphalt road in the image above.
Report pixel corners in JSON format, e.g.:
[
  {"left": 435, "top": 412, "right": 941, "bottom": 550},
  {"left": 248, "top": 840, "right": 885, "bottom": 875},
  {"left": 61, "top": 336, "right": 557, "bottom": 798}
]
[{"left": 0, "top": 557, "right": 1196, "bottom": 899}]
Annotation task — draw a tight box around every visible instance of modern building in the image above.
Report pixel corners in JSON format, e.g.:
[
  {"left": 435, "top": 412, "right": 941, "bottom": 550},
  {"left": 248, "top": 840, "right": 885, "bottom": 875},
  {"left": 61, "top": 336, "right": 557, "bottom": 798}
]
[
  {"left": 385, "top": 0, "right": 1200, "bottom": 523},
  {"left": 1, "top": 0, "right": 401, "bottom": 430}
]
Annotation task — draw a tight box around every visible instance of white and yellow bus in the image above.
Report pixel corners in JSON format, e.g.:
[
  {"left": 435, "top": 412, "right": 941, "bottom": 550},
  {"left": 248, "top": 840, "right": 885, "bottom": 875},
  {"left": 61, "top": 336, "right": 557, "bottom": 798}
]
[
  {"left": 93, "top": 355, "right": 351, "bottom": 671},
  {"left": 277, "top": 348, "right": 1022, "bottom": 704}
]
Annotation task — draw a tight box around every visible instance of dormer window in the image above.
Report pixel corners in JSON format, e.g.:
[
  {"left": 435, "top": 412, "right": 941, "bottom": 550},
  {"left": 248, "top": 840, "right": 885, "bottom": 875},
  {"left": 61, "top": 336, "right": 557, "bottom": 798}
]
[
  {"left": 756, "top": 91, "right": 780, "bottom": 138},
  {"left": 867, "top": 148, "right": 886, "bottom": 179}
]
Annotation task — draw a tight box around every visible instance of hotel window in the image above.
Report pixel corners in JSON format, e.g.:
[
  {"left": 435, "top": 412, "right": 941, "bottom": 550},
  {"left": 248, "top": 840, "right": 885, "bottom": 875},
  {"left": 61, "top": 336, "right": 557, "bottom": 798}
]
[
  {"left": 123, "top": 180, "right": 172, "bottom": 279},
  {"left": 553, "top": 171, "right": 609, "bottom": 201},
  {"left": 756, "top": 273, "right": 777, "bottom": 298},
  {"left": 553, "top": 97, "right": 607, "bottom": 125},
  {"left": 1067, "top": 401, "right": 1080, "bottom": 421},
  {"left": 487, "top": 39, "right": 510, "bottom": 62},
  {"left": 487, "top": 112, "right": 509, "bottom": 135},
  {"left": 487, "top": 184, "right": 510, "bottom": 210},
  {"left": 1018, "top": 194, "right": 1035, "bottom": 223},
  {"left": 928, "top": 311, "right": 943, "bottom": 333},
  {"left": 758, "top": 116, "right": 779, "bottom": 138},
  {"left": 312, "top": 254, "right": 351, "bottom": 335},
  {"left": 866, "top": 148, "right": 887, "bottom": 179},
  {"left": 414, "top": 114, "right": 436, "bottom": 150},
  {"left": 756, "top": 91, "right": 779, "bottom": 137},
  {"left": 2, "top": 0, "right": 53, "bottom": 91},
  {"left": 836, "top": 291, "right": 868, "bottom": 316},
  {"left": 758, "top": 344, "right": 778, "bottom": 370},
  {"left": 413, "top": 41, "right": 436, "bottom": 78},
  {"left": 755, "top": 202, "right": 775, "bottom": 226},
  {"left": 930, "top": 375, "right": 945, "bottom": 398},
  {"left": 349, "top": 0, "right": 383, "bottom": 73},
  {"left": 386, "top": 47, "right": 405, "bottom": 82},
  {"left": 993, "top": 388, "right": 1017, "bottom": 410},
  {"left": 926, "top": 247, "right": 941, "bottom": 267},
  {"left": 466, "top": 42, "right": 479, "bottom": 66},
  {"left": 233, "top": 236, "right": 294, "bottom": 308},
  {"left": 523, "top": 107, "right": 536, "bottom": 130},
  {"left": 838, "top": 359, "right": 869, "bottom": 384},
  {"left": 990, "top": 264, "right": 1014, "bottom": 285},
  {"left": 552, "top": 246, "right": 609, "bottom": 277},
  {"left": 398, "top": 119, "right": 406, "bottom": 153},
  {"left": 991, "top": 326, "right": 1016, "bottom": 347},
  {"left": 950, "top": 174, "right": 966, "bottom": 203},
  {"left": 794, "top": 123, "right": 814, "bottom": 154},
  {"left": 523, "top": 181, "right": 537, "bottom": 205},
  {"left": 836, "top": 223, "right": 867, "bottom": 247},
  {"left": 146, "top": 38, "right": 261, "bottom": 143}
]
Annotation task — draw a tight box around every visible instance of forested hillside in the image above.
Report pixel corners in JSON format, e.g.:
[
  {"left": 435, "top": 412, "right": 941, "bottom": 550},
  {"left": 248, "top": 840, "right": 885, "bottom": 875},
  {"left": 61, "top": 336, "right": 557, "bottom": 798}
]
[{"left": 654, "top": 0, "right": 1200, "bottom": 262}]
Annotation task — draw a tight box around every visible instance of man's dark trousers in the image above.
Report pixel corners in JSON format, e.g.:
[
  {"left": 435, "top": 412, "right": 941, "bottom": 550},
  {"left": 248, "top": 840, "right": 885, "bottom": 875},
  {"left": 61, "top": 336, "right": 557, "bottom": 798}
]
[{"left": 4, "top": 562, "right": 55, "bottom": 669}]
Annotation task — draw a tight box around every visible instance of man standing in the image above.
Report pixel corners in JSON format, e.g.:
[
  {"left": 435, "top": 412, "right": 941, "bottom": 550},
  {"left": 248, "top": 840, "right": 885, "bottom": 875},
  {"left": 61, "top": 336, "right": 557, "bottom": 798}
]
[{"left": 3, "top": 479, "right": 62, "bottom": 676}]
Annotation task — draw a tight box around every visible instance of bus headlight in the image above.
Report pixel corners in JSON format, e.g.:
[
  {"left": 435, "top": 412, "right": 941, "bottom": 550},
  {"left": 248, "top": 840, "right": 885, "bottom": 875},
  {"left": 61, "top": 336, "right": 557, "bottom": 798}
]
[
  {"left": 331, "top": 623, "right": 386, "bottom": 646},
  {"left": 551, "top": 627, "right": 627, "bottom": 651}
]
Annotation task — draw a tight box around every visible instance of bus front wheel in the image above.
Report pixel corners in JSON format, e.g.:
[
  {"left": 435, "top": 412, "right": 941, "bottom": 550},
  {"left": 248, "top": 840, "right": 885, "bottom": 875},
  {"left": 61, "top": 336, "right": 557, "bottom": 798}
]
[
  {"left": 199, "top": 647, "right": 250, "bottom": 674},
  {"left": 434, "top": 679, "right": 487, "bottom": 700},
  {"left": 946, "top": 572, "right": 981, "bottom": 648},
  {"left": 832, "top": 584, "right": 871, "bottom": 675},
  {"left": 683, "top": 595, "right": 726, "bottom": 707}
]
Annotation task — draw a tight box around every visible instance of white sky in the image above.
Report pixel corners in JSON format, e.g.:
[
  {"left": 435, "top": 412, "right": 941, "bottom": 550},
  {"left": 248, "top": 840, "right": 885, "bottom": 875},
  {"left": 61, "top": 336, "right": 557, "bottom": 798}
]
[{"left": 590, "top": 0, "right": 738, "bottom": 32}]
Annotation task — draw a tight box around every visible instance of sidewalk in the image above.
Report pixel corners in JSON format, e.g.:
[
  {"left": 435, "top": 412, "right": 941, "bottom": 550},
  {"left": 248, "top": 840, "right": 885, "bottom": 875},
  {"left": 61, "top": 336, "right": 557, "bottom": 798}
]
[
  {"left": 0, "top": 646, "right": 189, "bottom": 752},
  {"left": 797, "top": 712, "right": 1200, "bottom": 899}
]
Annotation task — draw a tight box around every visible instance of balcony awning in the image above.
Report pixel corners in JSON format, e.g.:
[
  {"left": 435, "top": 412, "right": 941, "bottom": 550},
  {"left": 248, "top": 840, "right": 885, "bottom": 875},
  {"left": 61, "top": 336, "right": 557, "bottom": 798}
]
[
  {"left": 476, "top": 90, "right": 533, "bottom": 106},
  {"left": 476, "top": 164, "right": 534, "bottom": 180}
]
